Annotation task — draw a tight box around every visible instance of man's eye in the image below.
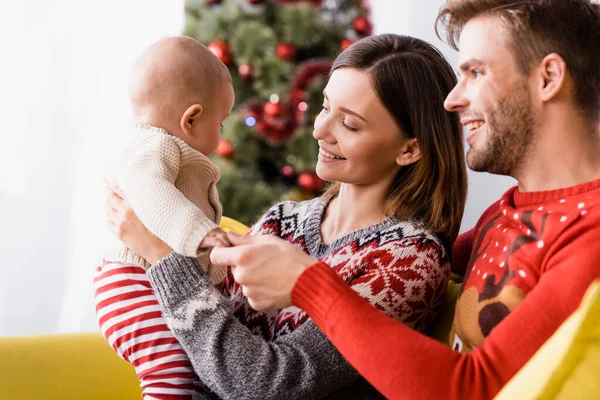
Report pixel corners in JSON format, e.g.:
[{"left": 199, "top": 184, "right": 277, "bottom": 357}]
[{"left": 471, "top": 69, "right": 482, "bottom": 78}]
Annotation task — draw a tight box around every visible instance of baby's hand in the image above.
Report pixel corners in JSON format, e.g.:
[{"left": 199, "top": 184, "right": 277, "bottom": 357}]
[{"left": 199, "top": 228, "right": 232, "bottom": 252}]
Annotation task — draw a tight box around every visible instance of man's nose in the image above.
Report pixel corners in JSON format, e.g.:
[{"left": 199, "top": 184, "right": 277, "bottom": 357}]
[{"left": 444, "top": 82, "right": 469, "bottom": 112}]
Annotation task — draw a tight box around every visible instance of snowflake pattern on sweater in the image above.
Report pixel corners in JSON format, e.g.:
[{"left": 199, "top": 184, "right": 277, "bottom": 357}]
[{"left": 224, "top": 197, "right": 451, "bottom": 340}]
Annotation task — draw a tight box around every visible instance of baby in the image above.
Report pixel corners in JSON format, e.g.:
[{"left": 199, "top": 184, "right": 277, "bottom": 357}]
[{"left": 95, "top": 36, "right": 234, "bottom": 399}]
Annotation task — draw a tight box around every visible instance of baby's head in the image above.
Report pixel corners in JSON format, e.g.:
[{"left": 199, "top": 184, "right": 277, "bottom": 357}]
[{"left": 129, "top": 36, "right": 234, "bottom": 156}]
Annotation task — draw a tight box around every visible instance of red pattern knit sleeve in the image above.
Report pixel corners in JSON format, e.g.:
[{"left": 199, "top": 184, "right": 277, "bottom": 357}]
[{"left": 291, "top": 209, "right": 600, "bottom": 400}]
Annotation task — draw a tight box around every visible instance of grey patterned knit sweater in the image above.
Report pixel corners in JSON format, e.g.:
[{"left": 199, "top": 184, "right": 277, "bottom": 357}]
[{"left": 147, "top": 198, "right": 449, "bottom": 399}]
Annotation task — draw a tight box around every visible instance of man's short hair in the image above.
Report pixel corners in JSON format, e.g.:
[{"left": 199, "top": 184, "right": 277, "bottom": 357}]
[{"left": 436, "top": 0, "right": 600, "bottom": 122}]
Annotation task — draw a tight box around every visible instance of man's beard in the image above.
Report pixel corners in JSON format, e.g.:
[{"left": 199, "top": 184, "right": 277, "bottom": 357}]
[{"left": 467, "top": 82, "right": 536, "bottom": 177}]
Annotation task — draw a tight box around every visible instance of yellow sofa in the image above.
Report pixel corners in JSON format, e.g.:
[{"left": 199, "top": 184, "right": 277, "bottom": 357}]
[
  {"left": 0, "top": 332, "right": 142, "bottom": 399},
  {"left": 1, "top": 216, "right": 598, "bottom": 399}
]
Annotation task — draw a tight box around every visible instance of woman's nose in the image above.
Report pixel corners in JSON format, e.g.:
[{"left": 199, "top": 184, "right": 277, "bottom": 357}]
[{"left": 313, "top": 114, "right": 334, "bottom": 142}]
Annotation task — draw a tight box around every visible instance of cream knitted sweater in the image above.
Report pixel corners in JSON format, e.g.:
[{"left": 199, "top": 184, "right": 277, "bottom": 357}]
[{"left": 102, "top": 121, "right": 225, "bottom": 283}]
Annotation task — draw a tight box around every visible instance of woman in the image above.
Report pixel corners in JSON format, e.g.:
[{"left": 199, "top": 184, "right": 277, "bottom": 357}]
[{"left": 106, "top": 34, "right": 467, "bottom": 399}]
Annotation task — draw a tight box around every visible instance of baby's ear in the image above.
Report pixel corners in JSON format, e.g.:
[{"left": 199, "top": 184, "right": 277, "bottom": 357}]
[{"left": 180, "top": 104, "right": 204, "bottom": 136}]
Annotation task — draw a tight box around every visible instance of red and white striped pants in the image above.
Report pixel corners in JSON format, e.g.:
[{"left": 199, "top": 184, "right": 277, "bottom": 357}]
[{"left": 94, "top": 261, "right": 204, "bottom": 399}]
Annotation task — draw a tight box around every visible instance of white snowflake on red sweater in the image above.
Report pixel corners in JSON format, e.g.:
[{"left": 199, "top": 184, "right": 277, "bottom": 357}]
[{"left": 224, "top": 198, "right": 450, "bottom": 340}]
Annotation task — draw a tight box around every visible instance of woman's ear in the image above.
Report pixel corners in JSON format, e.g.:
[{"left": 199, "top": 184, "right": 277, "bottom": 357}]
[
  {"left": 180, "top": 104, "right": 203, "bottom": 137},
  {"left": 396, "top": 138, "right": 421, "bottom": 166}
]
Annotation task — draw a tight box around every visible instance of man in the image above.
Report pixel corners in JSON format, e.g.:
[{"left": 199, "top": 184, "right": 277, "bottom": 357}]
[
  {"left": 198, "top": 0, "right": 600, "bottom": 398},
  {"left": 439, "top": 0, "right": 600, "bottom": 354}
]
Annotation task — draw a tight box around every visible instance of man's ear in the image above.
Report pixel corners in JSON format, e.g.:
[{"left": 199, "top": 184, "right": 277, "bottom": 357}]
[
  {"left": 396, "top": 138, "right": 421, "bottom": 166},
  {"left": 180, "top": 104, "right": 203, "bottom": 136},
  {"left": 537, "top": 53, "right": 567, "bottom": 103}
]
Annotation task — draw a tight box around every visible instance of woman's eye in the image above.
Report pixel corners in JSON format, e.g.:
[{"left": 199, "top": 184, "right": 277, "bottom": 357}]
[
  {"left": 321, "top": 104, "right": 329, "bottom": 113},
  {"left": 342, "top": 121, "right": 358, "bottom": 132},
  {"left": 471, "top": 69, "right": 483, "bottom": 78}
]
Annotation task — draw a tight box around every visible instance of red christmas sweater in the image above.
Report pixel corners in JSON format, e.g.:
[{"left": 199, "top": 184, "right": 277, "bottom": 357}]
[{"left": 292, "top": 177, "right": 600, "bottom": 400}]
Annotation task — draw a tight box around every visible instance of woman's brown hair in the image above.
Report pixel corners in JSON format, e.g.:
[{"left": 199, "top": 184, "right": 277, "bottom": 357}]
[{"left": 323, "top": 34, "right": 468, "bottom": 251}]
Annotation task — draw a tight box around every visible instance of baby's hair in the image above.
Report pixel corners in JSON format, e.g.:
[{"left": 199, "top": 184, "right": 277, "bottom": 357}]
[{"left": 129, "top": 36, "right": 232, "bottom": 117}]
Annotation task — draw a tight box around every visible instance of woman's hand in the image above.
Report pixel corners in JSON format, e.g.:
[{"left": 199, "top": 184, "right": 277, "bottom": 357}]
[
  {"left": 105, "top": 186, "right": 172, "bottom": 266},
  {"left": 210, "top": 233, "right": 317, "bottom": 310}
]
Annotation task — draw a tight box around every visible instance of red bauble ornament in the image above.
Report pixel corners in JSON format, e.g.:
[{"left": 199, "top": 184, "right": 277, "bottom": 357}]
[
  {"left": 276, "top": 42, "right": 297, "bottom": 61},
  {"left": 255, "top": 119, "right": 294, "bottom": 144},
  {"left": 208, "top": 40, "right": 233, "bottom": 65},
  {"left": 353, "top": 16, "right": 372, "bottom": 36},
  {"left": 298, "top": 172, "right": 325, "bottom": 193},
  {"left": 216, "top": 138, "right": 235, "bottom": 158},
  {"left": 264, "top": 101, "right": 282, "bottom": 117},
  {"left": 341, "top": 38, "right": 355, "bottom": 51},
  {"left": 246, "top": 101, "right": 263, "bottom": 119},
  {"left": 248, "top": 0, "right": 265, "bottom": 4},
  {"left": 281, "top": 165, "right": 295, "bottom": 178},
  {"left": 238, "top": 64, "right": 254, "bottom": 80},
  {"left": 248, "top": 99, "right": 297, "bottom": 145}
]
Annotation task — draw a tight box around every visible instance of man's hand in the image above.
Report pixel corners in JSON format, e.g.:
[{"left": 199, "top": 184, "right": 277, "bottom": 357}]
[{"left": 210, "top": 233, "right": 317, "bottom": 310}]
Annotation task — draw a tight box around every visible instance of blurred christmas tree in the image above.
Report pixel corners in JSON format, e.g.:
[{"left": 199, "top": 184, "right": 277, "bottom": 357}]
[{"left": 185, "top": 0, "right": 372, "bottom": 225}]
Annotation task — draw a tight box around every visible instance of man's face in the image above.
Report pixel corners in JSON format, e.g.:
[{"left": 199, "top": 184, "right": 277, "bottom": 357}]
[{"left": 444, "top": 16, "right": 537, "bottom": 177}]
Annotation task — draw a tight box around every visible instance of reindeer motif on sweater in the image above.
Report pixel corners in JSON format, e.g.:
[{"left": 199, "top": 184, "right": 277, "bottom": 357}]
[{"left": 450, "top": 183, "right": 599, "bottom": 353}]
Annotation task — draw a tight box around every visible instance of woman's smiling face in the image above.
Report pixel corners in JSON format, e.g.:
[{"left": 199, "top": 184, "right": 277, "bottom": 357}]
[{"left": 313, "top": 67, "right": 410, "bottom": 187}]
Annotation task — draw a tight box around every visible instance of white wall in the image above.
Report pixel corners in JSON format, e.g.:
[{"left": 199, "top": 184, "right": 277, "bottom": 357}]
[
  {"left": 370, "top": 0, "right": 516, "bottom": 231},
  {"left": 0, "top": 0, "right": 184, "bottom": 336}
]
